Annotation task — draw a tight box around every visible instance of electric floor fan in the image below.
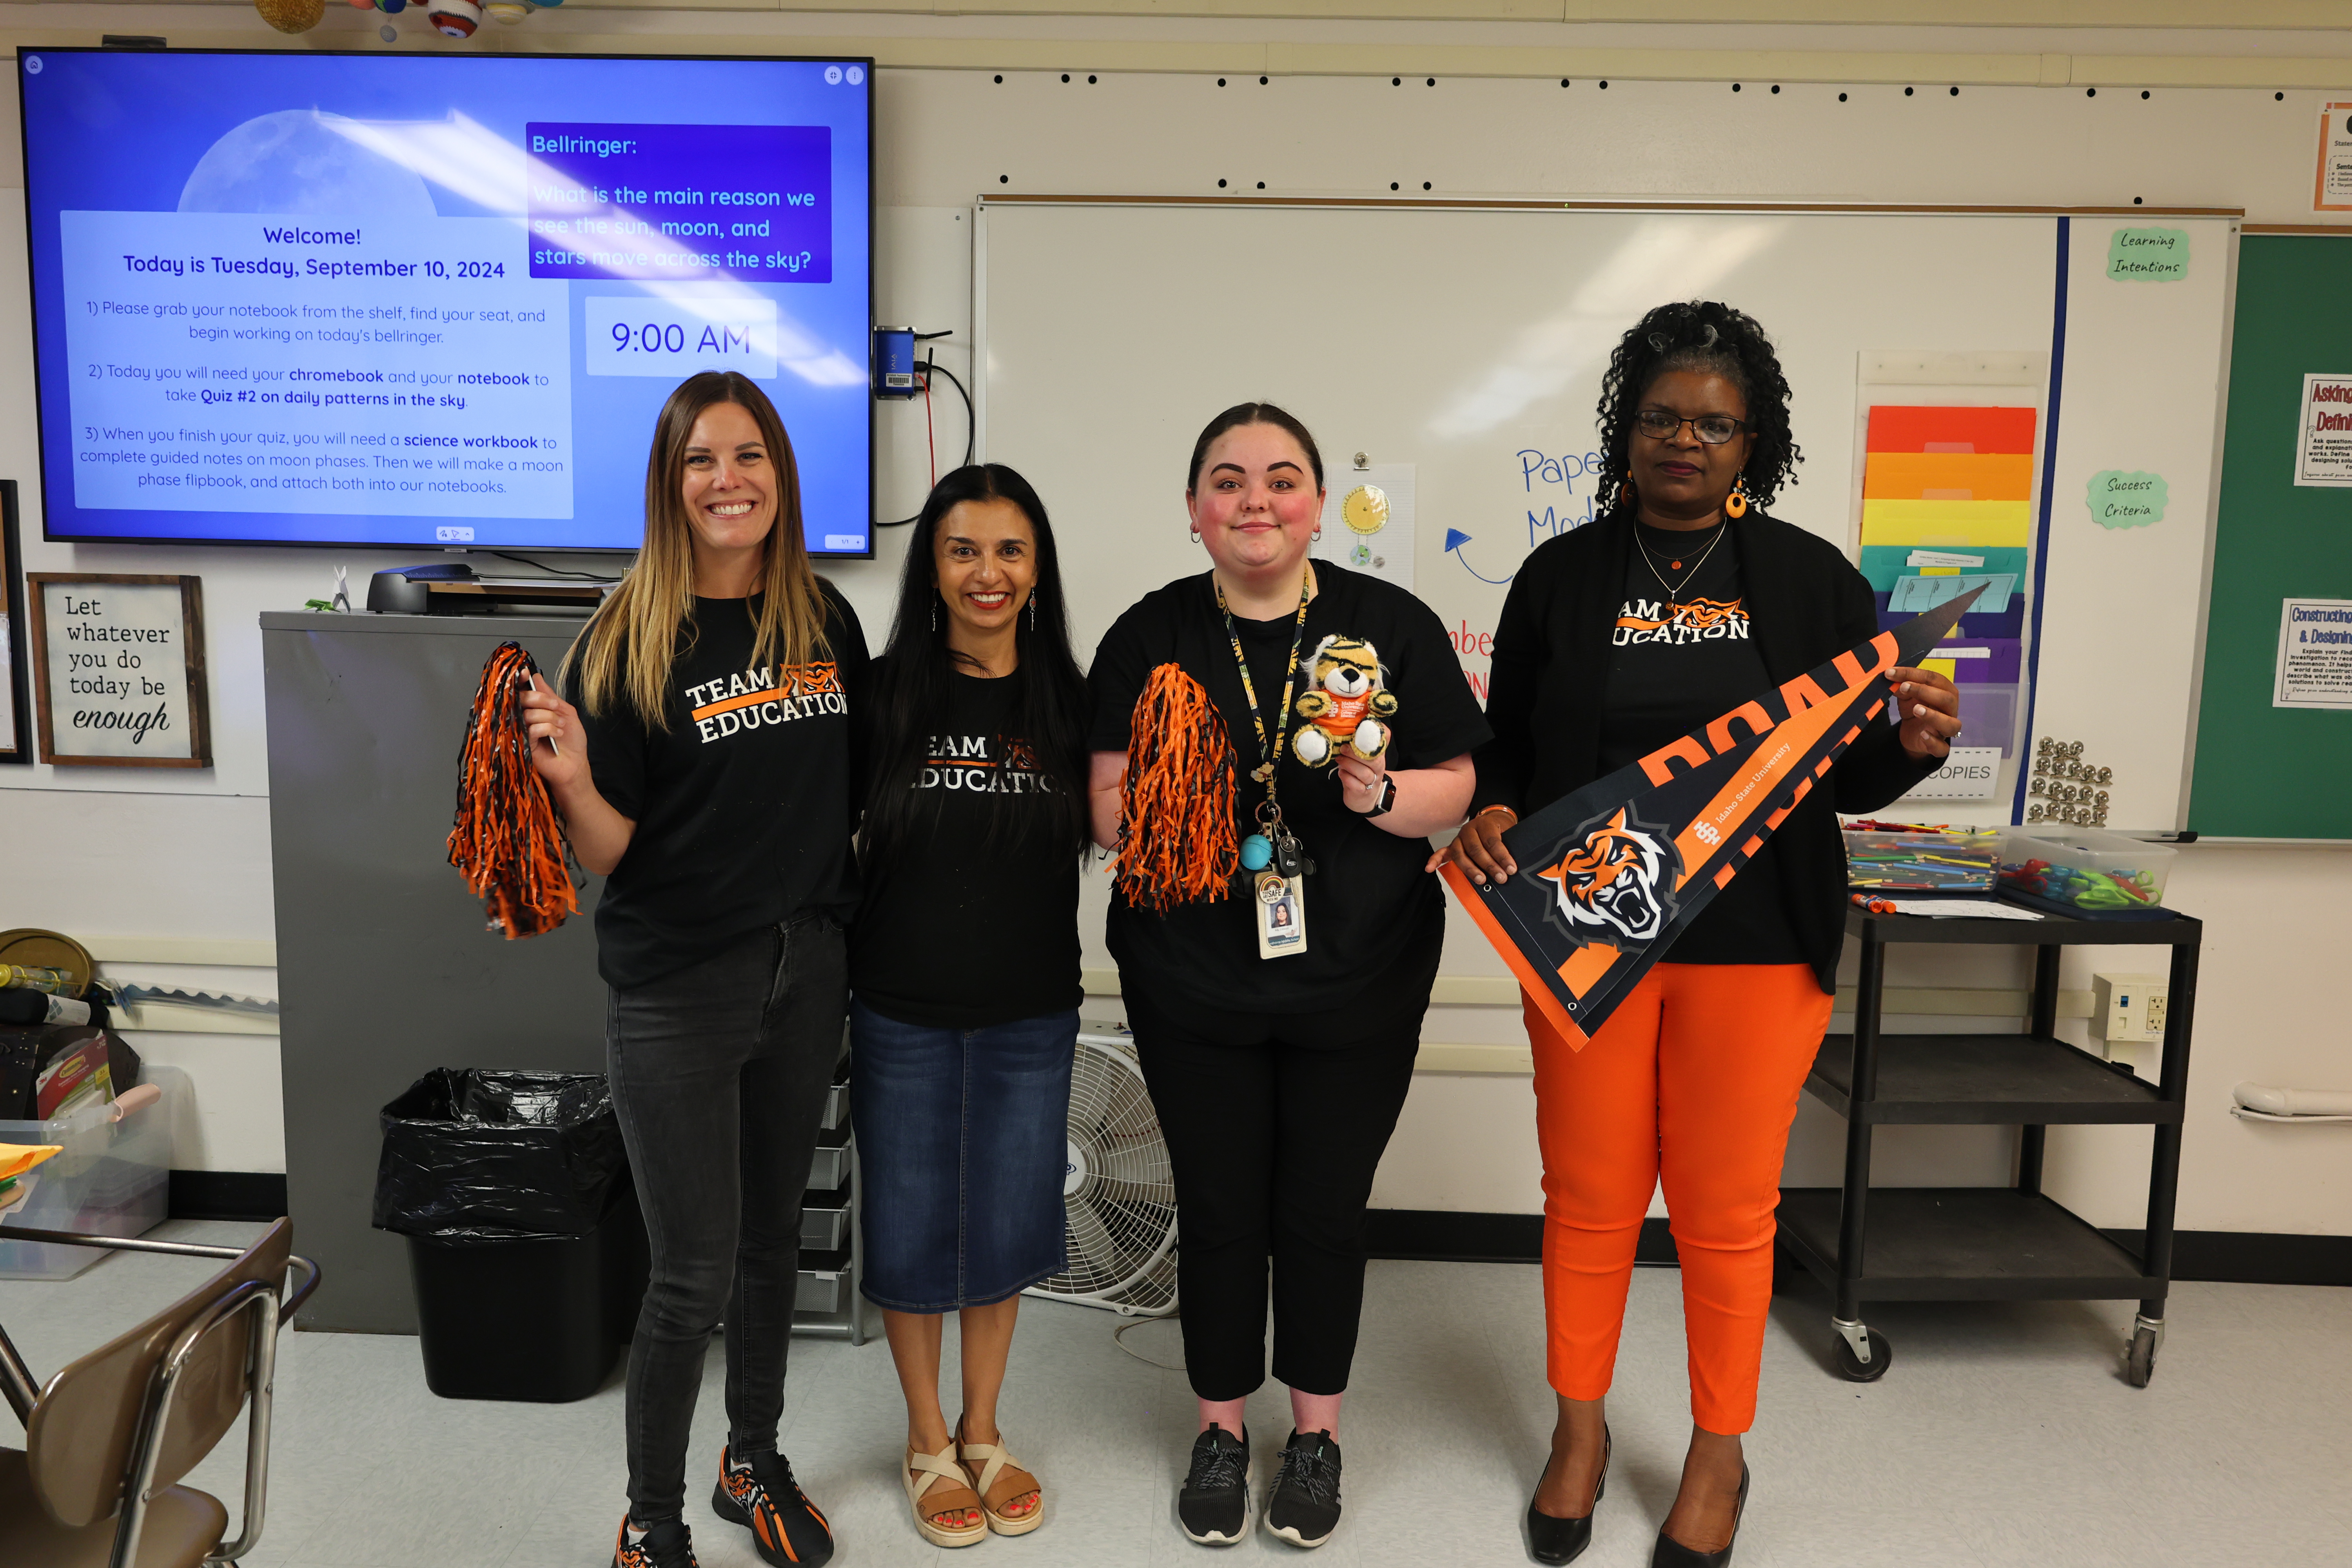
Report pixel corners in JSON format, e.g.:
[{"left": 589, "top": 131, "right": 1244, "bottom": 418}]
[{"left": 1025, "top": 1022, "right": 1178, "bottom": 1317}]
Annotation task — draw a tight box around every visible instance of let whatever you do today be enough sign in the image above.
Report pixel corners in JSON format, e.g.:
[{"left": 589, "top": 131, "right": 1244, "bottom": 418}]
[{"left": 27, "top": 573, "right": 212, "bottom": 768}]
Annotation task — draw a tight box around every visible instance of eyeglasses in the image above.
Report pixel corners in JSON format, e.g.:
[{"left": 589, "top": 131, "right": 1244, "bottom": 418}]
[{"left": 1635, "top": 410, "right": 1748, "bottom": 445}]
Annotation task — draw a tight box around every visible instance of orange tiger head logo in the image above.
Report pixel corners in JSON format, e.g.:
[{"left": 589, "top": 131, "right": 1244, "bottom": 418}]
[{"left": 1530, "top": 806, "right": 1677, "bottom": 944}]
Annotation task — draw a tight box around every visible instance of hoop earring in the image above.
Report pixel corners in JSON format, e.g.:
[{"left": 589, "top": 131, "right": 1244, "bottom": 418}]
[
  {"left": 1725, "top": 478, "right": 1750, "bottom": 519},
  {"left": 1189, "top": 526, "right": 1201, "bottom": 544}
]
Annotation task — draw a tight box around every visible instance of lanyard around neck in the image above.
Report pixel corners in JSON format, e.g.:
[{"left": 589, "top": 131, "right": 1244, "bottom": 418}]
[{"left": 1213, "top": 567, "right": 1314, "bottom": 799}]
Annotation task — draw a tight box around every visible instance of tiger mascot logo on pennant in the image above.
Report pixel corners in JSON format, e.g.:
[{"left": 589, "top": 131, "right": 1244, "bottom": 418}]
[{"left": 1526, "top": 805, "right": 1682, "bottom": 946}]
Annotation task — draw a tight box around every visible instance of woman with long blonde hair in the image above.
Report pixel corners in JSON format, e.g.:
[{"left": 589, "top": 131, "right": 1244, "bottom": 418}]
[{"left": 523, "top": 371, "right": 869, "bottom": 1568}]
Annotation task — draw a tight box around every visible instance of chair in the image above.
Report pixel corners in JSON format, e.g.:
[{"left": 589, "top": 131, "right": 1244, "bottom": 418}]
[{"left": 0, "top": 1218, "right": 320, "bottom": 1568}]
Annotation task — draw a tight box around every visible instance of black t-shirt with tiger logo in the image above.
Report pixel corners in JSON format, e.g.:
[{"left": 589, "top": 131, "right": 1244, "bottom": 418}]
[
  {"left": 1087, "top": 561, "right": 1493, "bottom": 1024},
  {"left": 849, "top": 662, "right": 1083, "bottom": 1029},
  {"left": 572, "top": 587, "right": 870, "bottom": 990},
  {"left": 1601, "top": 522, "right": 1804, "bottom": 965}
]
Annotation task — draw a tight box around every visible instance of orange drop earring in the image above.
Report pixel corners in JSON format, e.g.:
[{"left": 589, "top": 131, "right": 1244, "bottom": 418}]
[{"left": 1725, "top": 478, "right": 1750, "bottom": 519}]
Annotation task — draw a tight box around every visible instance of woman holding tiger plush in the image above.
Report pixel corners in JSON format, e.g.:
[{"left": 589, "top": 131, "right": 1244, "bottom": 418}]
[
  {"left": 1441, "top": 302, "right": 1960, "bottom": 1568},
  {"left": 1086, "top": 402, "right": 1489, "bottom": 1550}
]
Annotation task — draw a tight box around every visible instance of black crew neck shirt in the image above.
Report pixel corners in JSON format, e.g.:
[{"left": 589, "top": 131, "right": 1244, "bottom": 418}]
[
  {"left": 570, "top": 587, "right": 870, "bottom": 990},
  {"left": 850, "top": 663, "right": 1083, "bottom": 1029},
  {"left": 1599, "top": 522, "right": 1805, "bottom": 966},
  {"left": 1088, "top": 563, "right": 1493, "bottom": 1020}
]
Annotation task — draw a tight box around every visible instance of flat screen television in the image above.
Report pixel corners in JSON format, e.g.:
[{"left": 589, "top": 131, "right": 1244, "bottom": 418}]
[{"left": 18, "top": 47, "right": 875, "bottom": 557}]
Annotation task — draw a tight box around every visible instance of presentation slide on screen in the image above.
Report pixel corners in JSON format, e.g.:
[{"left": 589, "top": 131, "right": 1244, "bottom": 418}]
[{"left": 22, "top": 52, "right": 873, "bottom": 555}]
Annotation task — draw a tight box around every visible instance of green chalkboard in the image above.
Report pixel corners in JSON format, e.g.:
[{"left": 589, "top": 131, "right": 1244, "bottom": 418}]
[{"left": 2186, "top": 233, "right": 2352, "bottom": 838}]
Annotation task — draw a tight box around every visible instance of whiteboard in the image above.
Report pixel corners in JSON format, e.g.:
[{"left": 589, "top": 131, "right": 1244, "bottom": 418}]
[{"left": 976, "top": 201, "right": 2233, "bottom": 832}]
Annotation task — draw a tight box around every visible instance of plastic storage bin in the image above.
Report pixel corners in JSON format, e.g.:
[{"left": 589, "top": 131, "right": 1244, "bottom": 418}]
[
  {"left": 1999, "top": 827, "right": 2177, "bottom": 913},
  {"left": 1843, "top": 827, "right": 2002, "bottom": 892},
  {"left": 0, "top": 1064, "right": 185, "bottom": 1280}
]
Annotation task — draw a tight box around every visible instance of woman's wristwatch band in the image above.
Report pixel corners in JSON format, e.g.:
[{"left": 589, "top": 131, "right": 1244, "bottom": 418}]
[{"left": 1366, "top": 775, "right": 1397, "bottom": 817}]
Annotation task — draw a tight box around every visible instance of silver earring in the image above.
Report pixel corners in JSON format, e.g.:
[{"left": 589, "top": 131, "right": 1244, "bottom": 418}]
[
  {"left": 1189, "top": 527, "right": 1201, "bottom": 544},
  {"left": 931, "top": 597, "right": 938, "bottom": 632},
  {"left": 1028, "top": 593, "right": 1038, "bottom": 630}
]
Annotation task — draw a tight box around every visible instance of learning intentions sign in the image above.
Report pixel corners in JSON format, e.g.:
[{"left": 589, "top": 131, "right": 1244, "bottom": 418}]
[{"left": 28, "top": 574, "right": 211, "bottom": 767}]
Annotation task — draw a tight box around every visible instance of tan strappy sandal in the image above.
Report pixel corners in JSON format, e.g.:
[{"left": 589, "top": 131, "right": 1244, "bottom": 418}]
[
  {"left": 902, "top": 1442, "right": 987, "bottom": 1548},
  {"left": 956, "top": 1416, "right": 1046, "bottom": 1536}
]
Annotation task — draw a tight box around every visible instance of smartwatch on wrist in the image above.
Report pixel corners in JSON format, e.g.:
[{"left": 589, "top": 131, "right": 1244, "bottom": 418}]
[{"left": 1365, "top": 776, "right": 1397, "bottom": 817}]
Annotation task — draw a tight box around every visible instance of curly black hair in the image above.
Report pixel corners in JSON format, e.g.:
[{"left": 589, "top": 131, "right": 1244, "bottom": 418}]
[{"left": 1595, "top": 300, "right": 1802, "bottom": 511}]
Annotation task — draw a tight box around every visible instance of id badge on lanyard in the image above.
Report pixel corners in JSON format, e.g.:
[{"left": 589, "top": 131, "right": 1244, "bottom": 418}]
[
  {"left": 1220, "top": 570, "right": 1315, "bottom": 960},
  {"left": 1252, "top": 811, "right": 1312, "bottom": 960}
]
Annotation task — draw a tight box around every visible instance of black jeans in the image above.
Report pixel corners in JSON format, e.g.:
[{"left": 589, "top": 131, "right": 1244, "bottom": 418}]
[
  {"left": 606, "top": 914, "right": 846, "bottom": 1525},
  {"left": 1125, "top": 984, "right": 1425, "bottom": 1402}
]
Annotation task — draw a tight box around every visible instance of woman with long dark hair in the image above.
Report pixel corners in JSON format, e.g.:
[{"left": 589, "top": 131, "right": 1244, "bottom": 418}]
[
  {"left": 848, "top": 464, "right": 1090, "bottom": 1548},
  {"left": 1442, "top": 303, "right": 1960, "bottom": 1568},
  {"left": 521, "top": 371, "right": 865, "bottom": 1568}
]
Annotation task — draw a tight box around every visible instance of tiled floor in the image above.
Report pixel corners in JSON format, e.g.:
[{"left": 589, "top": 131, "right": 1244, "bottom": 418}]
[{"left": 3, "top": 1220, "right": 2347, "bottom": 1566}]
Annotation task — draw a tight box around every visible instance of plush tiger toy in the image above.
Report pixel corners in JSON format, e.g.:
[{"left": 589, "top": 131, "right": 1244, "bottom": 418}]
[{"left": 1291, "top": 635, "right": 1398, "bottom": 767}]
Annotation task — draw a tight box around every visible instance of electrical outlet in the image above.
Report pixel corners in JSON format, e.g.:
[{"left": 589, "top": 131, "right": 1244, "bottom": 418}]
[{"left": 2091, "top": 972, "right": 2166, "bottom": 1045}]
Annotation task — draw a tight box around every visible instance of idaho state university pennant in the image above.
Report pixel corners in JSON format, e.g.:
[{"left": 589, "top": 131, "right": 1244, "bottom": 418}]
[{"left": 1443, "top": 587, "right": 1984, "bottom": 1048}]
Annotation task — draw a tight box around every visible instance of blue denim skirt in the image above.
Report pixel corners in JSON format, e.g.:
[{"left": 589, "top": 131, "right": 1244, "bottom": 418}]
[{"left": 849, "top": 1000, "right": 1077, "bottom": 1312}]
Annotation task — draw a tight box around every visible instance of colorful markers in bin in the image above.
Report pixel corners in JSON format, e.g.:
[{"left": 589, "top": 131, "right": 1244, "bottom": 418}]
[{"left": 1843, "top": 824, "right": 2001, "bottom": 893}]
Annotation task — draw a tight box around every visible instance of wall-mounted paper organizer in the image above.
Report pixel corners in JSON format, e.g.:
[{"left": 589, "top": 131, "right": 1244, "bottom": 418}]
[{"left": 1847, "top": 352, "right": 2049, "bottom": 814}]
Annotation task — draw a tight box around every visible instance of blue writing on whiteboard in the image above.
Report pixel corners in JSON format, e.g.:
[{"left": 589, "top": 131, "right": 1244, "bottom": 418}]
[
  {"left": 1519, "top": 448, "right": 1604, "bottom": 492},
  {"left": 1528, "top": 498, "right": 1597, "bottom": 546},
  {"left": 1444, "top": 528, "right": 1515, "bottom": 584}
]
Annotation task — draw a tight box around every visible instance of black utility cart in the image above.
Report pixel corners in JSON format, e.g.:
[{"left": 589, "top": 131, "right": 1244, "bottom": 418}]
[{"left": 1776, "top": 902, "right": 2200, "bottom": 1388}]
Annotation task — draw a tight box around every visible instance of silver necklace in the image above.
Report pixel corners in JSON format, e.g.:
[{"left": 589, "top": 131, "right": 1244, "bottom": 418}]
[{"left": 1637, "top": 518, "right": 1727, "bottom": 608}]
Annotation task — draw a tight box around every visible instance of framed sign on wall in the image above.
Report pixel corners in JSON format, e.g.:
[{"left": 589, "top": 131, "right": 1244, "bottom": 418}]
[
  {"left": 0, "top": 484, "right": 27, "bottom": 765},
  {"left": 26, "top": 572, "right": 212, "bottom": 768}
]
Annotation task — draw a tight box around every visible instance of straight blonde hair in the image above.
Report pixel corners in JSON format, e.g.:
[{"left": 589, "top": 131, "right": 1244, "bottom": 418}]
[{"left": 567, "top": 372, "right": 832, "bottom": 726}]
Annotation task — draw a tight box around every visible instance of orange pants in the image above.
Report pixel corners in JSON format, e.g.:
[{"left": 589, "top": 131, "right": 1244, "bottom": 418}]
[{"left": 1528, "top": 963, "right": 1831, "bottom": 1435}]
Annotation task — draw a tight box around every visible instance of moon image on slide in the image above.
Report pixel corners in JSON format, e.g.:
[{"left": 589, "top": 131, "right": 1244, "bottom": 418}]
[{"left": 178, "top": 109, "right": 436, "bottom": 218}]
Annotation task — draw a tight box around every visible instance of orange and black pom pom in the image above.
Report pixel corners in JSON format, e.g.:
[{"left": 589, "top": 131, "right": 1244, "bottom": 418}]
[
  {"left": 448, "top": 641, "right": 579, "bottom": 939},
  {"left": 1115, "top": 663, "right": 1238, "bottom": 913}
]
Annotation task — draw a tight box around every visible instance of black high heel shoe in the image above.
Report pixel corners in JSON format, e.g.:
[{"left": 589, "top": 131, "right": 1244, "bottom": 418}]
[
  {"left": 1525, "top": 1424, "right": 1610, "bottom": 1565},
  {"left": 1650, "top": 1464, "right": 1749, "bottom": 1568}
]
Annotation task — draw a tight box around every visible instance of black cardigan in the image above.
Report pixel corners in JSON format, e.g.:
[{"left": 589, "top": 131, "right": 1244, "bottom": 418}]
[{"left": 1470, "top": 509, "right": 1936, "bottom": 994}]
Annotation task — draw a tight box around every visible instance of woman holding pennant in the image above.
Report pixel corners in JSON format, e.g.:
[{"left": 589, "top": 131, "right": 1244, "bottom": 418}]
[
  {"left": 1087, "top": 403, "right": 1488, "bottom": 1550},
  {"left": 1441, "top": 303, "right": 1961, "bottom": 1568}
]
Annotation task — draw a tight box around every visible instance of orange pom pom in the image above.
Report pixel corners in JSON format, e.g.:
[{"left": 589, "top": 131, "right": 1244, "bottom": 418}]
[
  {"left": 448, "top": 642, "right": 579, "bottom": 939},
  {"left": 1115, "top": 663, "right": 1238, "bottom": 913}
]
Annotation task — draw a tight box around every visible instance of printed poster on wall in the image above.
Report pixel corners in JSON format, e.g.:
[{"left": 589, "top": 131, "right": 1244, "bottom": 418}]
[
  {"left": 2316, "top": 103, "right": 2352, "bottom": 212},
  {"left": 2275, "top": 599, "right": 2352, "bottom": 710},
  {"left": 27, "top": 573, "right": 212, "bottom": 767},
  {"left": 2294, "top": 374, "right": 2352, "bottom": 487}
]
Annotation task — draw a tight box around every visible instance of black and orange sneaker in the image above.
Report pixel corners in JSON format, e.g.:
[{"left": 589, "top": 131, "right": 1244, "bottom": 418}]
[
  {"left": 712, "top": 1445, "right": 835, "bottom": 1567},
  {"left": 613, "top": 1514, "right": 698, "bottom": 1568}
]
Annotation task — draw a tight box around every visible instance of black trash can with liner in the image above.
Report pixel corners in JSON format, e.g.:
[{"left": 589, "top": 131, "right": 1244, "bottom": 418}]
[{"left": 374, "top": 1069, "right": 649, "bottom": 1402}]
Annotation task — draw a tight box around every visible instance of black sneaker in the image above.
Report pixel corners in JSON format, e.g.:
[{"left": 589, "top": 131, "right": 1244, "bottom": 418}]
[
  {"left": 1178, "top": 1423, "right": 1252, "bottom": 1545},
  {"left": 711, "top": 1445, "right": 835, "bottom": 1567},
  {"left": 1264, "top": 1429, "right": 1342, "bottom": 1549},
  {"left": 613, "top": 1515, "right": 699, "bottom": 1568}
]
